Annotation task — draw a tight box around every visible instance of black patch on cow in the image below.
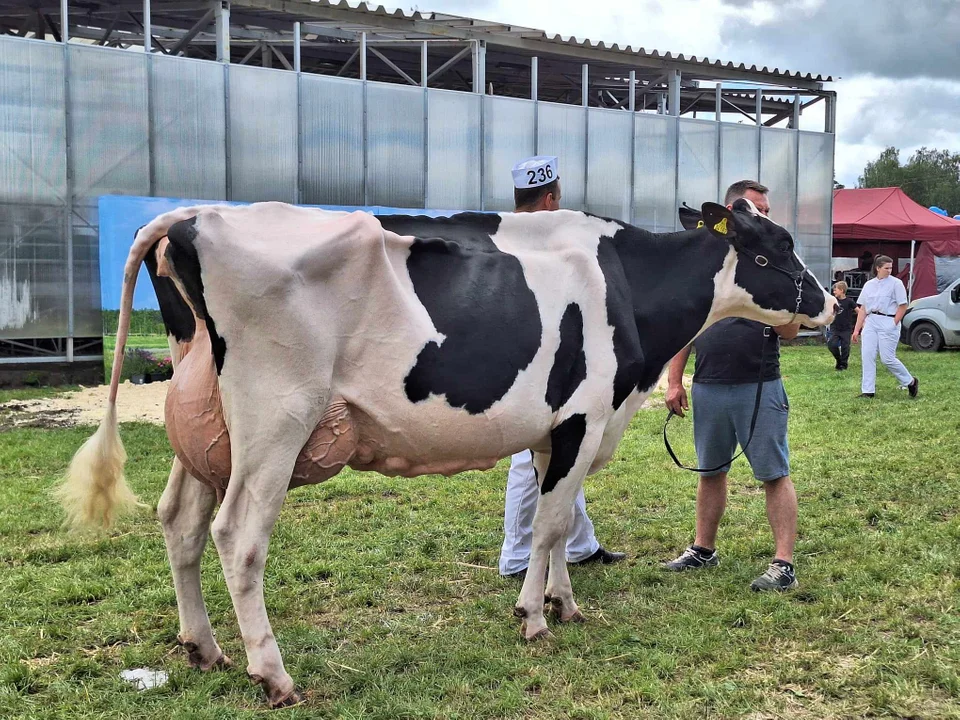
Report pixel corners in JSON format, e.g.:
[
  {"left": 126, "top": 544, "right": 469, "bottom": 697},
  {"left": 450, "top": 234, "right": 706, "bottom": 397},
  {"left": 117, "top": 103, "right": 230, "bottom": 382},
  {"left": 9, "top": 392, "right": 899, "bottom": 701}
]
[
  {"left": 166, "top": 217, "right": 228, "bottom": 374},
  {"left": 545, "top": 303, "right": 586, "bottom": 412},
  {"left": 383, "top": 213, "right": 542, "bottom": 414},
  {"left": 596, "top": 236, "right": 646, "bottom": 409},
  {"left": 540, "top": 414, "right": 587, "bottom": 495},
  {"left": 144, "top": 240, "right": 196, "bottom": 343},
  {"left": 606, "top": 224, "right": 729, "bottom": 393}
]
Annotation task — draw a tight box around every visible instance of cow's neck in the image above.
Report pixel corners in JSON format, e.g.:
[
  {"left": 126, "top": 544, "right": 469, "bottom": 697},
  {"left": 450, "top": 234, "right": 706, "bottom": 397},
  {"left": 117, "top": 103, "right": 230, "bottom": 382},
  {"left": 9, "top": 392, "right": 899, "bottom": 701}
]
[{"left": 609, "top": 225, "right": 732, "bottom": 391}]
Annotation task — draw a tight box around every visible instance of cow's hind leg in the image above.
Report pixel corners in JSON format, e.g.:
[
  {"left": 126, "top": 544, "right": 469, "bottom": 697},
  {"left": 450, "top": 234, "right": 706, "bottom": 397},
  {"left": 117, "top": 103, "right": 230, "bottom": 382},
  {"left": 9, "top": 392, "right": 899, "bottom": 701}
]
[
  {"left": 516, "top": 414, "right": 600, "bottom": 640},
  {"left": 158, "top": 458, "right": 230, "bottom": 670},
  {"left": 210, "top": 405, "right": 317, "bottom": 709}
]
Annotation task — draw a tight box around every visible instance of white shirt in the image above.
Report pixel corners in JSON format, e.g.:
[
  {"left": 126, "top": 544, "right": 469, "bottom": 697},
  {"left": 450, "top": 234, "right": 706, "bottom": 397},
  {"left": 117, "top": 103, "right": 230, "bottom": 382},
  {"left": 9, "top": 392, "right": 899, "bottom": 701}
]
[{"left": 857, "top": 276, "right": 907, "bottom": 315}]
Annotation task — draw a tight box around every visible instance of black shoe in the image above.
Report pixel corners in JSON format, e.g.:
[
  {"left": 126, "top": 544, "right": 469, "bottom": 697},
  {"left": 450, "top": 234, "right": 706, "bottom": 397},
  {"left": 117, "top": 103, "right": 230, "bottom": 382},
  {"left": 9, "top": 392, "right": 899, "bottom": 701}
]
[
  {"left": 503, "top": 568, "right": 527, "bottom": 581},
  {"left": 750, "top": 560, "right": 798, "bottom": 592},
  {"left": 663, "top": 545, "right": 719, "bottom": 572},
  {"left": 859, "top": 392, "right": 875, "bottom": 398},
  {"left": 572, "top": 546, "right": 626, "bottom": 566},
  {"left": 908, "top": 377, "right": 919, "bottom": 398}
]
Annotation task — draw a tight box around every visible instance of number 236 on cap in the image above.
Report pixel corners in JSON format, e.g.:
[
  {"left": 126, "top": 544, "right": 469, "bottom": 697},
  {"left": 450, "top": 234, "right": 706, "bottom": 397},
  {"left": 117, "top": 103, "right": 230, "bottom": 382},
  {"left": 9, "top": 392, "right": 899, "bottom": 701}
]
[{"left": 511, "top": 156, "right": 559, "bottom": 189}]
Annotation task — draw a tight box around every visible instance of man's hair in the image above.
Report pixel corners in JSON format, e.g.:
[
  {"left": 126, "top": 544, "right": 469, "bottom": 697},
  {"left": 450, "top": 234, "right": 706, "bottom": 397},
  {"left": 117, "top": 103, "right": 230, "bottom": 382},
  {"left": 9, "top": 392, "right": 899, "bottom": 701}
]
[
  {"left": 873, "top": 254, "right": 894, "bottom": 275},
  {"left": 833, "top": 280, "right": 848, "bottom": 293},
  {"left": 514, "top": 179, "right": 559, "bottom": 210},
  {"left": 724, "top": 180, "right": 769, "bottom": 206}
]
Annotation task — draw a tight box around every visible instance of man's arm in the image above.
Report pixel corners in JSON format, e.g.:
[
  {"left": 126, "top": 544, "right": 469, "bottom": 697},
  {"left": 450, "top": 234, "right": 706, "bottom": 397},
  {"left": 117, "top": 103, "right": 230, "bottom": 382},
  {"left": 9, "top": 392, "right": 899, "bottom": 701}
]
[
  {"left": 893, "top": 303, "right": 908, "bottom": 325},
  {"left": 773, "top": 321, "right": 801, "bottom": 340},
  {"left": 665, "top": 346, "right": 692, "bottom": 417}
]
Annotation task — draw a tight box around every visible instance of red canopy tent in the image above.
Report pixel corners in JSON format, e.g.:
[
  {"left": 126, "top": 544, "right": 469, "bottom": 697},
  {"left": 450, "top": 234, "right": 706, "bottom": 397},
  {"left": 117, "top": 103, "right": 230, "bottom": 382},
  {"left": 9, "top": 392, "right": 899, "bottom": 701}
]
[{"left": 832, "top": 187, "right": 960, "bottom": 299}]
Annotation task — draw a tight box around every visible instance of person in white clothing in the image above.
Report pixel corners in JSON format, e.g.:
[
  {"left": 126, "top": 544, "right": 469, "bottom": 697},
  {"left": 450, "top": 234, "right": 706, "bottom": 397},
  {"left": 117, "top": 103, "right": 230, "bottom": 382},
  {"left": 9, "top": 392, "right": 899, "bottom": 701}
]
[
  {"left": 852, "top": 255, "right": 918, "bottom": 398},
  {"left": 499, "top": 156, "right": 625, "bottom": 579}
]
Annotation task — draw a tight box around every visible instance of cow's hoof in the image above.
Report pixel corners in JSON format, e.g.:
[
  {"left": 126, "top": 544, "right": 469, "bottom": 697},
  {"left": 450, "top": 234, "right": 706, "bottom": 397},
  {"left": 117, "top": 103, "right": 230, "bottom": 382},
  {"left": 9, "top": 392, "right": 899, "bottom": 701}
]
[
  {"left": 525, "top": 627, "right": 553, "bottom": 642},
  {"left": 563, "top": 610, "right": 585, "bottom": 624},
  {"left": 179, "top": 638, "right": 230, "bottom": 672},
  {"left": 270, "top": 688, "right": 305, "bottom": 709}
]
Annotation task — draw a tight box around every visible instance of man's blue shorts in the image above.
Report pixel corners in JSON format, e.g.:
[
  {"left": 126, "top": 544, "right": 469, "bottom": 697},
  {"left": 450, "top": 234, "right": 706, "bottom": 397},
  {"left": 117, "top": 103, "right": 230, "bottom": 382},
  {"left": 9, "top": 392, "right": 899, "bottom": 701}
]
[{"left": 691, "top": 379, "right": 790, "bottom": 481}]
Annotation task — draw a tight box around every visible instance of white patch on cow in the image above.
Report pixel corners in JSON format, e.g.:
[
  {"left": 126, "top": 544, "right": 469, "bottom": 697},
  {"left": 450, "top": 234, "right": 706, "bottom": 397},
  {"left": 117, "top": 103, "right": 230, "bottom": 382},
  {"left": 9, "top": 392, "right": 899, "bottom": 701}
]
[
  {"left": 0, "top": 272, "right": 35, "bottom": 330},
  {"left": 491, "top": 211, "right": 626, "bottom": 423}
]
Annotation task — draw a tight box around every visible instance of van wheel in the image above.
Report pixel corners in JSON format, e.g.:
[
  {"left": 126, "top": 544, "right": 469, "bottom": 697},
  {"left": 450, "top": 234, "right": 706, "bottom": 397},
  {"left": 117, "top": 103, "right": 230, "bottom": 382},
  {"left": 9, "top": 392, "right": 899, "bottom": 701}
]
[{"left": 909, "top": 322, "right": 943, "bottom": 352}]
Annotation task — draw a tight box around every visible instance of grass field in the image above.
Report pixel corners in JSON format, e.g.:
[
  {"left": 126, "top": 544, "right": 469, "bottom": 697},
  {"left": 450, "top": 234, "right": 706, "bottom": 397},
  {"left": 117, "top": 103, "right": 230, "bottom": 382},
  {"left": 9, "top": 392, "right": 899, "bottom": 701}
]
[{"left": 1, "top": 346, "right": 958, "bottom": 719}]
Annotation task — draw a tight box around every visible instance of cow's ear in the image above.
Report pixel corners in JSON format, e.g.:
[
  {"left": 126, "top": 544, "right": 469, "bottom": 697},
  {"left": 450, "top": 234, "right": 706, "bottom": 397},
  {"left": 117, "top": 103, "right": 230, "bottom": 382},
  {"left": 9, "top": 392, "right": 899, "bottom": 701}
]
[
  {"left": 700, "top": 202, "right": 738, "bottom": 241},
  {"left": 678, "top": 205, "right": 704, "bottom": 231}
]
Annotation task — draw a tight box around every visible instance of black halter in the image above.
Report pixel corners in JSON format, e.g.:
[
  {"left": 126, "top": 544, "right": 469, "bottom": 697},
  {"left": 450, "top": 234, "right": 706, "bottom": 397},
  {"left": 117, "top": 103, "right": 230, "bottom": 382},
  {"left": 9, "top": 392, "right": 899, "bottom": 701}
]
[{"left": 662, "top": 247, "right": 806, "bottom": 474}]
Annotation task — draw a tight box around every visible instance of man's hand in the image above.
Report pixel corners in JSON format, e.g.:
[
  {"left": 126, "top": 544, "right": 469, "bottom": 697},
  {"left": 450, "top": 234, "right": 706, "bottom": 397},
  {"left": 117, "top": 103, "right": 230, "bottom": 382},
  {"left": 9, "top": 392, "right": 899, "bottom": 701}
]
[
  {"left": 666, "top": 384, "right": 689, "bottom": 417},
  {"left": 852, "top": 330, "right": 860, "bottom": 344}
]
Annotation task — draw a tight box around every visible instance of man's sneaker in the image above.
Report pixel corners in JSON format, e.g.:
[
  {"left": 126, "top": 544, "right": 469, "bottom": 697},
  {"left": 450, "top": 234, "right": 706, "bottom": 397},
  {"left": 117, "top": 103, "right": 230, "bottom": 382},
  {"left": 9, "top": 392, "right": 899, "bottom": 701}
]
[
  {"left": 750, "top": 560, "right": 798, "bottom": 592},
  {"left": 663, "top": 545, "right": 719, "bottom": 572},
  {"left": 908, "top": 377, "right": 919, "bottom": 398},
  {"left": 571, "top": 546, "right": 626, "bottom": 566},
  {"left": 859, "top": 392, "right": 875, "bottom": 398}
]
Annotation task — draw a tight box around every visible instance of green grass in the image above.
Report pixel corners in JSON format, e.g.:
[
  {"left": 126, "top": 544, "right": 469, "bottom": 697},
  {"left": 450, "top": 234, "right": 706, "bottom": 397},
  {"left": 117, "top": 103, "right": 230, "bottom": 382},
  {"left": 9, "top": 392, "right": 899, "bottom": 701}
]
[{"left": 1, "top": 347, "right": 958, "bottom": 719}]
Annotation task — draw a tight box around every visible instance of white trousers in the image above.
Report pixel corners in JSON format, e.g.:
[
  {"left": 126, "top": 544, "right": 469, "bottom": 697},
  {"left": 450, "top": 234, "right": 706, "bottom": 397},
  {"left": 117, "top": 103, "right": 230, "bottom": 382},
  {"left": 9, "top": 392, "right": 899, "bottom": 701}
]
[
  {"left": 861, "top": 314, "right": 913, "bottom": 393},
  {"left": 499, "top": 450, "right": 600, "bottom": 575}
]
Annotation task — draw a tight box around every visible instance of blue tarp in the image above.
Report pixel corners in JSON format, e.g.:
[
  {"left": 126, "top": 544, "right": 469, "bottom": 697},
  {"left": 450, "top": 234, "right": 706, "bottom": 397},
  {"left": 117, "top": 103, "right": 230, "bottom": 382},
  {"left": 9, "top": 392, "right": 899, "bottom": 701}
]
[{"left": 98, "top": 195, "right": 469, "bottom": 311}]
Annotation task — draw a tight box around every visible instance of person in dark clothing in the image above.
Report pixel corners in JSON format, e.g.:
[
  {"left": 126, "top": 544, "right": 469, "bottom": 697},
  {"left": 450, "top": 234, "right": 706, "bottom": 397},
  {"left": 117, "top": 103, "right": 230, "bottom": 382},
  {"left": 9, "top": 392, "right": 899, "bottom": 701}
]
[
  {"left": 663, "top": 180, "right": 800, "bottom": 593},
  {"left": 827, "top": 281, "right": 857, "bottom": 370}
]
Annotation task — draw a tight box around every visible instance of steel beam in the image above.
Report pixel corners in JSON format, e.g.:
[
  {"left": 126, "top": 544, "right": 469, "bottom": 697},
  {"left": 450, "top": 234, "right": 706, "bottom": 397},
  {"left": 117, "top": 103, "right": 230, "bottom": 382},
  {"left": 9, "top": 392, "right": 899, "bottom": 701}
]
[
  {"left": 360, "top": 31, "right": 366, "bottom": 80},
  {"left": 668, "top": 69, "right": 680, "bottom": 116},
  {"left": 581, "top": 63, "right": 588, "bottom": 106},
  {"left": 531, "top": 55, "right": 538, "bottom": 101},
  {"left": 293, "top": 21, "right": 300, "bottom": 72},
  {"left": 142, "top": 1, "right": 150, "bottom": 52},
  {"left": 368, "top": 45, "right": 418, "bottom": 86},
  {"left": 169, "top": 6, "right": 215, "bottom": 56},
  {"left": 215, "top": 0, "right": 230, "bottom": 62},
  {"left": 427, "top": 44, "right": 471, "bottom": 82},
  {"left": 628, "top": 70, "right": 635, "bottom": 112}
]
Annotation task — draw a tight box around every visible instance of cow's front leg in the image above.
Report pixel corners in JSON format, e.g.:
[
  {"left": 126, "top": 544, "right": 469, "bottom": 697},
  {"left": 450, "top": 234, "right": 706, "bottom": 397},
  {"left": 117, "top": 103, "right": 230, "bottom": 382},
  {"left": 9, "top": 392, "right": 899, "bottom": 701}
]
[
  {"left": 546, "top": 510, "right": 583, "bottom": 624},
  {"left": 158, "top": 458, "right": 230, "bottom": 671},
  {"left": 516, "top": 415, "right": 599, "bottom": 640}
]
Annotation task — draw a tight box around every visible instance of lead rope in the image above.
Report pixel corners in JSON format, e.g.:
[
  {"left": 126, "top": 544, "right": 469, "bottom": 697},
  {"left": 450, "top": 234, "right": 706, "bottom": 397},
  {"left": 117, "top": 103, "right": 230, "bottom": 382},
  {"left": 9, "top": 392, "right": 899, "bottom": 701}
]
[{"left": 662, "top": 262, "right": 803, "bottom": 474}]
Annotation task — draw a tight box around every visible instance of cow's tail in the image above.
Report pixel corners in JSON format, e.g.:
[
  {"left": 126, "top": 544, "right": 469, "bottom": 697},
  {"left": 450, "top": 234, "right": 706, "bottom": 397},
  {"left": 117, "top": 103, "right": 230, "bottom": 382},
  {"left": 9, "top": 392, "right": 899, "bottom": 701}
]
[{"left": 56, "top": 206, "right": 208, "bottom": 531}]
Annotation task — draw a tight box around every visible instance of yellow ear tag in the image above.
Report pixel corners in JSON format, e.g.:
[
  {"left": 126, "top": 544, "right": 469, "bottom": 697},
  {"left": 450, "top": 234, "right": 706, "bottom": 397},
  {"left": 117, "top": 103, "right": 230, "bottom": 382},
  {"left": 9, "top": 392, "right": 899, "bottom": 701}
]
[
  {"left": 696, "top": 220, "right": 705, "bottom": 228},
  {"left": 713, "top": 217, "right": 728, "bottom": 234}
]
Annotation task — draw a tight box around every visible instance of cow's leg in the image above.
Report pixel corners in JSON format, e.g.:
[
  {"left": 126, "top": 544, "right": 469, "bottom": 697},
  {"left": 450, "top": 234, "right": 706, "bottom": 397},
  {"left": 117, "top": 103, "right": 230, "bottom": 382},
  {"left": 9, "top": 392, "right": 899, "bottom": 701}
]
[
  {"left": 515, "top": 415, "right": 601, "bottom": 640},
  {"left": 157, "top": 458, "right": 229, "bottom": 670},
  {"left": 546, "top": 506, "right": 583, "bottom": 624},
  {"left": 210, "top": 409, "right": 316, "bottom": 709}
]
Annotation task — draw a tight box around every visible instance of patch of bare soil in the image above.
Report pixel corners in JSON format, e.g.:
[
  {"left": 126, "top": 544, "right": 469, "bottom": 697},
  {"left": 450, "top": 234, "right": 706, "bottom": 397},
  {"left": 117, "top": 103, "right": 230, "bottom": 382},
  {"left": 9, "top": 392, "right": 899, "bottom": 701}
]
[{"left": 0, "top": 381, "right": 168, "bottom": 430}]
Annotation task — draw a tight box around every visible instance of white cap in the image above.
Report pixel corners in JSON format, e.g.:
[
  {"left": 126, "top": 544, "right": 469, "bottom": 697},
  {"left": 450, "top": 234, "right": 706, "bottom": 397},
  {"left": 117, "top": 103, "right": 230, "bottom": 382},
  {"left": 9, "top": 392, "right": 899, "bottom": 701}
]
[{"left": 511, "top": 155, "right": 559, "bottom": 189}]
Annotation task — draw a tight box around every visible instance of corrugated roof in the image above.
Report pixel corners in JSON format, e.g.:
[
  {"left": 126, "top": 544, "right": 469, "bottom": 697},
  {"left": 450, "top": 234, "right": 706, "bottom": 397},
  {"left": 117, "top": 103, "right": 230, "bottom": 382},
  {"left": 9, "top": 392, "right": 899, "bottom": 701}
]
[{"left": 296, "top": 1, "right": 832, "bottom": 84}]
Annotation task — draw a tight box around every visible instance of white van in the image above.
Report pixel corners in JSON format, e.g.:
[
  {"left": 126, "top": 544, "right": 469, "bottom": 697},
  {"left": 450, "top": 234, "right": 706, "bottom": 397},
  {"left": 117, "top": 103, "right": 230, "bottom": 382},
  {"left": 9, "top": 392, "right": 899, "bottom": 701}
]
[{"left": 901, "top": 277, "right": 960, "bottom": 351}]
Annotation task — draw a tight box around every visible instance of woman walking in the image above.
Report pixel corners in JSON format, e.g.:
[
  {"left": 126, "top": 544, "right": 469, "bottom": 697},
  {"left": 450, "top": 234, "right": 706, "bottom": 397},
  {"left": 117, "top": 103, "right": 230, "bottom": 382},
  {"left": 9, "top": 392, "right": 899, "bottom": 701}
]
[{"left": 852, "top": 255, "right": 918, "bottom": 398}]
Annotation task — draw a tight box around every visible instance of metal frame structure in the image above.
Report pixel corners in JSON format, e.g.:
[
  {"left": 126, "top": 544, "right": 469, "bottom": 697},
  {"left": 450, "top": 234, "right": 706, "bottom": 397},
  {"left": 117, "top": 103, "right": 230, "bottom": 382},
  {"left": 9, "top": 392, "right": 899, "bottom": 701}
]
[{"left": 0, "top": 1, "right": 837, "bottom": 369}]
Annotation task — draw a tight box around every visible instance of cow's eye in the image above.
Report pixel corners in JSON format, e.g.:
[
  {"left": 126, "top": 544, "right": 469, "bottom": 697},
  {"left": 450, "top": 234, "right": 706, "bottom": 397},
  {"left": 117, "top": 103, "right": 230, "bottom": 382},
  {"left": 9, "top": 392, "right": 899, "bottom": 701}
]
[{"left": 779, "top": 241, "right": 792, "bottom": 253}]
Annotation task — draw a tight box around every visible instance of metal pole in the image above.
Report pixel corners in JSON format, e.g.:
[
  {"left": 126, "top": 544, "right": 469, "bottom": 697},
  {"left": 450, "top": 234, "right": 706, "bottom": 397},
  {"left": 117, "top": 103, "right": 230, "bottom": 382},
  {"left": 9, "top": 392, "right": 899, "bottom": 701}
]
[
  {"left": 755, "top": 89, "right": 762, "bottom": 125},
  {"left": 471, "top": 39, "right": 478, "bottom": 93},
  {"left": 629, "top": 72, "right": 636, "bottom": 223},
  {"left": 668, "top": 70, "right": 680, "bottom": 116},
  {"left": 531, "top": 56, "right": 538, "bottom": 101},
  {"left": 581, "top": 63, "right": 588, "bottom": 107},
  {"left": 790, "top": 94, "right": 800, "bottom": 129},
  {"left": 628, "top": 70, "right": 635, "bottom": 112},
  {"left": 360, "top": 32, "right": 366, "bottom": 80},
  {"left": 143, "top": 0, "right": 151, "bottom": 53},
  {"left": 478, "top": 41, "right": 486, "bottom": 94},
  {"left": 295, "top": 22, "right": 302, "bottom": 204},
  {"left": 60, "top": 0, "right": 68, "bottom": 42},
  {"left": 62, "top": 1, "right": 73, "bottom": 360},
  {"left": 215, "top": 1, "right": 230, "bottom": 63},
  {"left": 715, "top": 84, "right": 722, "bottom": 120},
  {"left": 293, "top": 21, "right": 301, "bottom": 72},
  {"left": 908, "top": 239, "right": 916, "bottom": 302},
  {"left": 421, "top": 41, "right": 427, "bottom": 87}
]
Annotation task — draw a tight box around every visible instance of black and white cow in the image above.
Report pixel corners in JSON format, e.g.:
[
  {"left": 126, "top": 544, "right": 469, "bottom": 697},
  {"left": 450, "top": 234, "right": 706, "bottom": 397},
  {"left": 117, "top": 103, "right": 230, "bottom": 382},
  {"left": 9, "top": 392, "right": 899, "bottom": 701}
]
[{"left": 60, "top": 198, "right": 835, "bottom": 707}]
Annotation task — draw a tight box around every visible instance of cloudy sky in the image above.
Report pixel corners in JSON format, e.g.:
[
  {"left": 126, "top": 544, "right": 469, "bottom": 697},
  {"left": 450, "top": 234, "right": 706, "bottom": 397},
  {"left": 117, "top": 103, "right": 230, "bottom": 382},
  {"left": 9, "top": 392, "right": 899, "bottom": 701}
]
[{"left": 408, "top": 0, "right": 960, "bottom": 187}]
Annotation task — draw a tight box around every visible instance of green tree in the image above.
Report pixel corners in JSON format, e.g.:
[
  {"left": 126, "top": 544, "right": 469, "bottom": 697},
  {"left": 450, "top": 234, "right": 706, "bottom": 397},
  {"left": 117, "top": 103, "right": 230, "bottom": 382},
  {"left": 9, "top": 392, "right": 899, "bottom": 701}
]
[{"left": 858, "top": 146, "right": 960, "bottom": 214}]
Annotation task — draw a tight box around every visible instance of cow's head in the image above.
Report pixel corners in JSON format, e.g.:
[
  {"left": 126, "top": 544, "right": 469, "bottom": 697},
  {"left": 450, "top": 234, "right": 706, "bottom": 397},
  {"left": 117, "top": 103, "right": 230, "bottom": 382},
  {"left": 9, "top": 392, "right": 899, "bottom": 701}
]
[{"left": 699, "top": 198, "right": 836, "bottom": 327}]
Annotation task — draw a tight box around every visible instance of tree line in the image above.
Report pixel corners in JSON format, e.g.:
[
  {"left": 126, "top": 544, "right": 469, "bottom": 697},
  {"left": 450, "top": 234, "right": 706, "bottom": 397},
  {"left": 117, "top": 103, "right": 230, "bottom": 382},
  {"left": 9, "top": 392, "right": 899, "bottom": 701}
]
[{"left": 853, "top": 147, "right": 960, "bottom": 216}]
